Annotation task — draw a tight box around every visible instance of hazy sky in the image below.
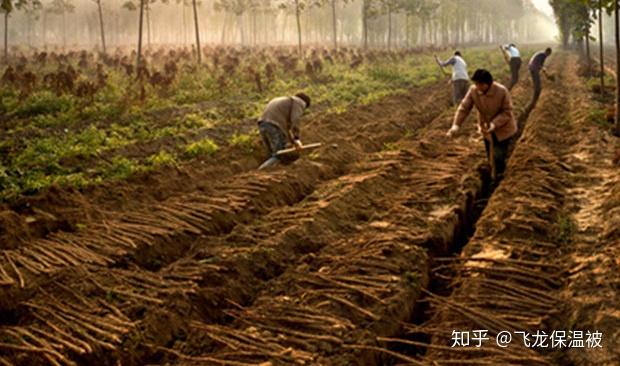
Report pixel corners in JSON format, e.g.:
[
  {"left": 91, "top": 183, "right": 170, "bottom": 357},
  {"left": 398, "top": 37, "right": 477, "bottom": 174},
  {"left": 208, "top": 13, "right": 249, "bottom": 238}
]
[{"left": 532, "top": 0, "right": 553, "bottom": 17}]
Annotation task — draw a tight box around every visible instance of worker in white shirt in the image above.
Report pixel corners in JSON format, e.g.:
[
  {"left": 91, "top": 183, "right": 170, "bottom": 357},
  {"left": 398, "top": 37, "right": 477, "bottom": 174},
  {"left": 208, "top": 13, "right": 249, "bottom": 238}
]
[
  {"left": 435, "top": 51, "right": 470, "bottom": 105},
  {"left": 501, "top": 43, "right": 521, "bottom": 90}
]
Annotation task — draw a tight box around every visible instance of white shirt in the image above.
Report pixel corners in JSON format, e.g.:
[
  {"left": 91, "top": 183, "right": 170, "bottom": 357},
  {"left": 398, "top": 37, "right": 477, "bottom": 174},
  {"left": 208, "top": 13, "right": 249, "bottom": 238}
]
[
  {"left": 504, "top": 45, "right": 520, "bottom": 58},
  {"left": 440, "top": 55, "right": 469, "bottom": 81}
]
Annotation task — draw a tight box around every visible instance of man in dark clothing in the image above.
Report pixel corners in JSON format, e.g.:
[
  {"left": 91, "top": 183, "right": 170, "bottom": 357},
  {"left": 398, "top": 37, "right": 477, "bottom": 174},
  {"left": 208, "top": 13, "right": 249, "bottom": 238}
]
[
  {"left": 528, "top": 48, "right": 552, "bottom": 106},
  {"left": 446, "top": 69, "right": 517, "bottom": 180},
  {"left": 501, "top": 43, "right": 522, "bottom": 90},
  {"left": 257, "top": 92, "right": 311, "bottom": 166}
]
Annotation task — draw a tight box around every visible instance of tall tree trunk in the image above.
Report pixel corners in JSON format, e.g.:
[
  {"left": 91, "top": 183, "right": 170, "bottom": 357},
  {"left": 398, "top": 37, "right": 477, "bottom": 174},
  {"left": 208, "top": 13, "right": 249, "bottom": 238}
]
[
  {"left": 221, "top": 13, "right": 227, "bottom": 43},
  {"left": 331, "top": 0, "right": 337, "bottom": 49},
  {"left": 3, "top": 11, "right": 7, "bottom": 63},
  {"left": 183, "top": 1, "right": 187, "bottom": 45},
  {"left": 362, "top": 0, "right": 368, "bottom": 49},
  {"left": 599, "top": 0, "right": 605, "bottom": 95},
  {"left": 387, "top": 7, "right": 392, "bottom": 50},
  {"left": 43, "top": 11, "right": 47, "bottom": 48},
  {"left": 405, "top": 14, "right": 409, "bottom": 48},
  {"left": 615, "top": 0, "right": 620, "bottom": 136},
  {"left": 294, "top": 0, "right": 302, "bottom": 57},
  {"left": 97, "top": 0, "right": 107, "bottom": 53},
  {"left": 192, "top": 0, "right": 201, "bottom": 63},
  {"left": 62, "top": 9, "right": 66, "bottom": 50},
  {"left": 28, "top": 12, "right": 32, "bottom": 47},
  {"left": 560, "top": 15, "right": 570, "bottom": 48},
  {"left": 146, "top": 0, "right": 151, "bottom": 48},
  {"left": 252, "top": 10, "right": 257, "bottom": 46},
  {"left": 137, "top": 0, "right": 145, "bottom": 69},
  {"left": 237, "top": 14, "right": 245, "bottom": 45},
  {"left": 586, "top": 24, "right": 591, "bottom": 73}
]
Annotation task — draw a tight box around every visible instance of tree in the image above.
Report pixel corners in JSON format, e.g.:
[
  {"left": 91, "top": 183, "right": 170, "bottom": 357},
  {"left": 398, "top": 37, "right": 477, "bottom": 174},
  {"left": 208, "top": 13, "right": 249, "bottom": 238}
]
[
  {"left": 1, "top": 0, "right": 12, "bottom": 62},
  {"left": 593, "top": 0, "right": 618, "bottom": 94},
  {"left": 191, "top": 0, "right": 200, "bottom": 63},
  {"left": 378, "top": 0, "right": 402, "bottom": 50},
  {"left": 123, "top": 0, "right": 147, "bottom": 69},
  {"left": 550, "top": 0, "right": 575, "bottom": 48},
  {"left": 15, "top": 0, "right": 42, "bottom": 47},
  {"left": 93, "top": 0, "right": 106, "bottom": 53},
  {"left": 316, "top": 0, "right": 351, "bottom": 49},
  {"left": 48, "top": 0, "right": 75, "bottom": 50},
  {"left": 214, "top": 0, "right": 252, "bottom": 44},
  {"left": 279, "top": 0, "right": 311, "bottom": 56}
]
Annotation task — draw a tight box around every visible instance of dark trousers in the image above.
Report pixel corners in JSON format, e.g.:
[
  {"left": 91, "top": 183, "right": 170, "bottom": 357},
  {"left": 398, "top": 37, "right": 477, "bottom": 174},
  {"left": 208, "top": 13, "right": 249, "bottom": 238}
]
[
  {"left": 258, "top": 121, "right": 286, "bottom": 157},
  {"left": 508, "top": 57, "right": 521, "bottom": 90},
  {"left": 530, "top": 68, "right": 542, "bottom": 106},
  {"left": 452, "top": 79, "right": 469, "bottom": 105},
  {"left": 483, "top": 133, "right": 511, "bottom": 180}
]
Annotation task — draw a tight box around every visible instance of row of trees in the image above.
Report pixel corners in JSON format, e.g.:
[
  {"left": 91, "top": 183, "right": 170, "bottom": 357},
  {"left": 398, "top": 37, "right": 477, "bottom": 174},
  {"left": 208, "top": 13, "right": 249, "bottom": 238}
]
[
  {"left": 550, "top": 0, "right": 620, "bottom": 135},
  {"left": 1, "top": 0, "right": 553, "bottom": 58}
]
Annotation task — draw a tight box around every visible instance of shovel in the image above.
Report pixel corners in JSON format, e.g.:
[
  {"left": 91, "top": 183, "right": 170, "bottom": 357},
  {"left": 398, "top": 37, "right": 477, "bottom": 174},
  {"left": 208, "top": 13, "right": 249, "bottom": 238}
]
[{"left": 258, "top": 142, "right": 322, "bottom": 170}]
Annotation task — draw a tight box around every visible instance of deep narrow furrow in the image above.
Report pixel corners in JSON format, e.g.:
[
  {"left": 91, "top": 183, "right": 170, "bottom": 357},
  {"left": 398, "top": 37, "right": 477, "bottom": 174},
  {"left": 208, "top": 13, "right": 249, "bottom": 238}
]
[
  {"left": 135, "top": 67, "right": 538, "bottom": 365},
  {"left": 379, "top": 53, "right": 575, "bottom": 365}
]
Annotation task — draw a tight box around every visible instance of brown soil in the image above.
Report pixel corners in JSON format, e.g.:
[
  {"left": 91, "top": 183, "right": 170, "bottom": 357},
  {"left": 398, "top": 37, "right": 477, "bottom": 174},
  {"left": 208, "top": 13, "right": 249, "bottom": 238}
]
[
  {"left": 382, "top": 53, "right": 620, "bottom": 366},
  {"left": 3, "top": 53, "right": 610, "bottom": 366},
  {"left": 0, "top": 79, "right": 452, "bottom": 365}
]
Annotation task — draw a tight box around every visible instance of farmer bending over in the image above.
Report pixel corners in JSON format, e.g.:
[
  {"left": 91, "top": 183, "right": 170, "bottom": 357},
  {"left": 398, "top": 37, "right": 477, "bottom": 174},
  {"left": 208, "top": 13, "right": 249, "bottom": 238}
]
[
  {"left": 501, "top": 43, "right": 521, "bottom": 90},
  {"left": 258, "top": 92, "right": 311, "bottom": 163},
  {"left": 446, "top": 69, "right": 517, "bottom": 181},
  {"left": 436, "top": 51, "right": 470, "bottom": 105},
  {"left": 528, "top": 47, "right": 552, "bottom": 107}
]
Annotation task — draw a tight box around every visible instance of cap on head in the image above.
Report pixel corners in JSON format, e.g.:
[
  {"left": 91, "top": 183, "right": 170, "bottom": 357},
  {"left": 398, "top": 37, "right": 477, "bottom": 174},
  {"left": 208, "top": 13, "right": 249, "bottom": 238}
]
[
  {"left": 471, "top": 69, "right": 493, "bottom": 85},
  {"left": 295, "top": 92, "right": 311, "bottom": 108}
]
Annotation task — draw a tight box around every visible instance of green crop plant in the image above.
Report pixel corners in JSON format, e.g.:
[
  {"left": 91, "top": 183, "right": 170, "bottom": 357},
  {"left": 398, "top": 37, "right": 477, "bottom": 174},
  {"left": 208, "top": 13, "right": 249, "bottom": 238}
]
[
  {"left": 147, "top": 151, "right": 178, "bottom": 167},
  {"left": 184, "top": 138, "right": 219, "bottom": 158}
]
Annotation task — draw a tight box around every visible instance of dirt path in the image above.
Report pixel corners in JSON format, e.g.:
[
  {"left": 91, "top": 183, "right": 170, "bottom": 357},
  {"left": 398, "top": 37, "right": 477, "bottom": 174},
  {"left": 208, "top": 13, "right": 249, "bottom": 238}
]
[
  {"left": 375, "top": 52, "right": 620, "bottom": 366},
  {"left": 560, "top": 54, "right": 620, "bottom": 366}
]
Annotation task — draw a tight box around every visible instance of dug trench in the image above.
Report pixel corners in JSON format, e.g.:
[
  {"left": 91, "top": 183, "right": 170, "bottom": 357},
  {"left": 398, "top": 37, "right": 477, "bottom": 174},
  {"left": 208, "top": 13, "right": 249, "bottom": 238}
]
[
  {"left": 121, "top": 67, "right": 539, "bottom": 365},
  {"left": 0, "top": 80, "right": 451, "bottom": 311},
  {"left": 375, "top": 52, "right": 619, "bottom": 365},
  {"left": 0, "top": 79, "right": 449, "bottom": 250},
  {"left": 0, "top": 49, "right": 524, "bottom": 250},
  {"left": 0, "top": 64, "right": 527, "bottom": 364}
]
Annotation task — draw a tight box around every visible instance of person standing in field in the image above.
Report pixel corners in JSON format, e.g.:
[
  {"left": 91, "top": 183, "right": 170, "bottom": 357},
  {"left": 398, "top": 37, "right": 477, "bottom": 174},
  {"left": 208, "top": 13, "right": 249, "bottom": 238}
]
[
  {"left": 528, "top": 47, "right": 552, "bottom": 106},
  {"left": 257, "top": 92, "right": 310, "bottom": 164},
  {"left": 435, "top": 51, "right": 470, "bottom": 105},
  {"left": 446, "top": 69, "right": 517, "bottom": 181},
  {"left": 501, "top": 43, "right": 522, "bottom": 90}
]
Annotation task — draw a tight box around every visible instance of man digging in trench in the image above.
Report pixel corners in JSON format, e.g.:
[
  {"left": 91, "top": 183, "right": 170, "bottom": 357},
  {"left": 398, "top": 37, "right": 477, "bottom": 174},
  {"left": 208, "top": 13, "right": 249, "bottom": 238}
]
[
  {"left": 446, "top": 69, "right": 517, "bottom": 183},
  {"left": 257, "top": 92, "right": 311, "bottom": 168}
]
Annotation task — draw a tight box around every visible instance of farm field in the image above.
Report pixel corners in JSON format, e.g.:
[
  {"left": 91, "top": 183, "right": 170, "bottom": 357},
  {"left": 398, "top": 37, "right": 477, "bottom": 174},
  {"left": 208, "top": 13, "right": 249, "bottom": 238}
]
[
  {"left": 0, "top": 47, "right": 618, "bottom": 366},
  {"left": 1, "top": 0, "right": 620, "bottom": 365}
]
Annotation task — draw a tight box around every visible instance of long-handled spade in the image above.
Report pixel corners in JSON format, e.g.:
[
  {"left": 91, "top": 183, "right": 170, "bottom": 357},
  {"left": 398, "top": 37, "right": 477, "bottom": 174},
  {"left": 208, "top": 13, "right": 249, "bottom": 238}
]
[
  {"left": 499, "top": 45, "right": 510, "bottom": 66},
  {"left": 434, "top": 55, "right": 451, "bottom": 84},
  {"left": 482, "top": 120, "right": 497, "bottom": 181},
  {"left": 258, "top": 142, "right": 322, "bottom": 170}
]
